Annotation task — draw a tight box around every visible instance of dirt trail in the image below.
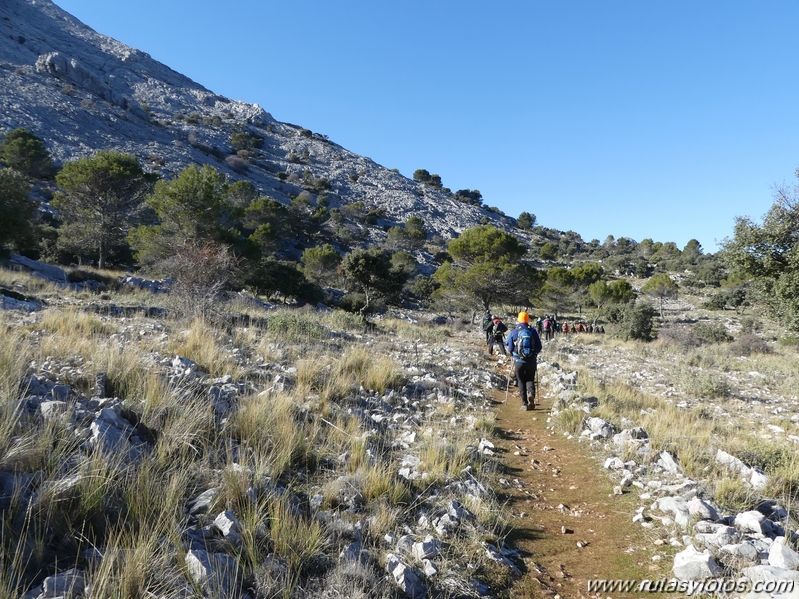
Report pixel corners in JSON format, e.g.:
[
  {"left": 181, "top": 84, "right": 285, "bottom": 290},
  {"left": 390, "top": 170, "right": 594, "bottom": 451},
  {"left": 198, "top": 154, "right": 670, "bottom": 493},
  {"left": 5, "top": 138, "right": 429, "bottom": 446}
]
[{"left": 487, "top": 357, "right": 671, "bottom": 598}]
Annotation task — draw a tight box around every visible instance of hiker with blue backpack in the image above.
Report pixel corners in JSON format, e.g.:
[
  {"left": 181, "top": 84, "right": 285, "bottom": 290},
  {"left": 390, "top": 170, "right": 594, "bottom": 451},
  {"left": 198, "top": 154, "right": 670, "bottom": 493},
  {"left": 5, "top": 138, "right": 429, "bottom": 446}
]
[{"left": 506, "top": 311, "right": 543, "bottom": 410}]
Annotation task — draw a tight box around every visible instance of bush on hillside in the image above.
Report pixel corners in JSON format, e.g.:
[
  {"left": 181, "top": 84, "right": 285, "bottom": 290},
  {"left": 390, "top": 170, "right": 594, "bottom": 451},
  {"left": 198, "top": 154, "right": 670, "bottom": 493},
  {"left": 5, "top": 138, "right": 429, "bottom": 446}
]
[
  {"left": 693, "top": 321, "right": 733, "bottom": 344},
  {"left": 656, "top": 325, "right": 703, "bottom": 350},
  {"left": 339, "top": 293, "right": 384, "bottom": 314},
  {"left": 613, "top": 302, "right": 657, "bottom": 341},
  {"left": 1, "top": 128, "right": 53, "bottom": 178},
  {"left": 0, "top": 168, "right": 36, "bottom": 249},
  {"left": 728, "top": 334, "right": 772, "bottom": 357},
  {"left": 539, "top": 242, "right": 557, "bottom": 261},
  {"left": 777, "top": 335, "right": 799, "bottom": 350}
]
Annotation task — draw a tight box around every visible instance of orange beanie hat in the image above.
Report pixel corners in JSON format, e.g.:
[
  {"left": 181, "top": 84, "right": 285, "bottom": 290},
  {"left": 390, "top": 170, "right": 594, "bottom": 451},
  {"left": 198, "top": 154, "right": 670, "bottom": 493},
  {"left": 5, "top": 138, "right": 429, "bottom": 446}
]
[{"left": 517, "top": 312, "right": 530, "bottom": 323}]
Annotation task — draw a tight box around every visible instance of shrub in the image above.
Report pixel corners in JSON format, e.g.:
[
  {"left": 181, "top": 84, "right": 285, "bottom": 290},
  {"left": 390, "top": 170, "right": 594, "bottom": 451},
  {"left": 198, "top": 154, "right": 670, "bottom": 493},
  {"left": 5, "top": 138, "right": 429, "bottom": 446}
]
[
  {"left": 656, "top": 325, "right": 703, "bottom": 350},
  {"left": 777, "top": 335, "right": 799, "bottom": 350},
  {"left": 264, "top": 310, "right": 331, "bottom": 344},
  {"left": 433, "top": 250, "right": 451, "bottom": 264},
  {"left": 159, "top": 240, "right": 240, "bottom": 321},
  {"left": 693, "top": 322, "right": 733, "bottom": 344},
  {"left": 728, "top": 334, "right": 772, "bottom": 357},
  {"left": 517, "top": 211, "right": 535, "bottom": 230},
  {"left": 702, "top": 292, "right": 727, "bottom": 311},
  {"left": 0, "top": 168, "right": 36, "bottom": 248},
  {"left": 453, "top": 189, "right": 482, "bottom": 205},
  {"left": 225, "top": 155, "right": 247, "bottom": 173},
  {"left": 739, "top": 316, "right": 762, "bottom": 332},
  {"left": 230, "top": 131, "right": 264, "bottom": 150},
  {"left": 673, "top": 366, "right": 731, "bottom": 398},
  {"left": 613, "top": 302, "right": 657, "bottom": 341},
  {"left": 339, "top": 293, "right": 367, "bottom": 313},
  {"left": 244, "top": 257, "right": 323, "bottom": 303},
  {"left": 1, "top": 128, "right": 53, "bottom": 178},
  {"left": 411, "top": 275, "right": 438, "bottom": 302},
  {"left": 539, "top": 242, "right": 557, "bottom": 260}
]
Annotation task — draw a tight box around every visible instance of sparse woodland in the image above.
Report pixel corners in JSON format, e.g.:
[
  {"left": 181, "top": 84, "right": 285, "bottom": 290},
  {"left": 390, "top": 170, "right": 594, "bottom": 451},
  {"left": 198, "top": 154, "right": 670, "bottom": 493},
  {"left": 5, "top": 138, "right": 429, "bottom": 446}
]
[{"left": 2, "top": 78, "right": 799, "bottom": 599}]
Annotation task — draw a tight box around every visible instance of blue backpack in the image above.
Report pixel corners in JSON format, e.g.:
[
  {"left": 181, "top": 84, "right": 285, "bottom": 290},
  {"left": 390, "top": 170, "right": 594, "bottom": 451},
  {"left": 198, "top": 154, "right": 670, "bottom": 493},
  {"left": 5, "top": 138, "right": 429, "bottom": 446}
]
[{"left": 514, "top": 327, "right": 536, "bottom": 360}]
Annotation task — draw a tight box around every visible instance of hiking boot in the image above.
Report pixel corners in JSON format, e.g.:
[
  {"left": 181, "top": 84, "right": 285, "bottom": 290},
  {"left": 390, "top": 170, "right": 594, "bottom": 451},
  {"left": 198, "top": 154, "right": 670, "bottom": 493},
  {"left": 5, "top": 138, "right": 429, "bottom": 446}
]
[{"left": 520, "top": 402, "right": 529, "bottom": 411}]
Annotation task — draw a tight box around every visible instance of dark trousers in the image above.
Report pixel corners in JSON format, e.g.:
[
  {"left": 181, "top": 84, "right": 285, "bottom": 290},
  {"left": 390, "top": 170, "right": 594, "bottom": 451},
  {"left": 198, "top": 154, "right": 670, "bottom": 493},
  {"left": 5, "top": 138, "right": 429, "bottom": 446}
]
[
  {"left": 514, "top": 360, "right": 537, "bottom": 405},
  {"left": 489, "top": 334, "right": 506, "bottom": 355}
]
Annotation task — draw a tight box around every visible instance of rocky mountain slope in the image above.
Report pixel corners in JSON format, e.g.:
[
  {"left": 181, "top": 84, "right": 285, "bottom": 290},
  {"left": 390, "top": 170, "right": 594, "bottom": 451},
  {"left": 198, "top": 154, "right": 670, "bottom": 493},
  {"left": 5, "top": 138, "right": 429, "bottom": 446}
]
[{"left": 0, "top": 0, "right": 513, "bottom": 242}]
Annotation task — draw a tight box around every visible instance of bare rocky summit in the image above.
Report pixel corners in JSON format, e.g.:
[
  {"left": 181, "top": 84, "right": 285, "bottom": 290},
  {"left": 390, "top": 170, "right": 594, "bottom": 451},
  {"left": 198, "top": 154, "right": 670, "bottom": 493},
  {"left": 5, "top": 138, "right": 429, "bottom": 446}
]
[{"left": 0, "top": 0, "right": 514, "bottom": 242}]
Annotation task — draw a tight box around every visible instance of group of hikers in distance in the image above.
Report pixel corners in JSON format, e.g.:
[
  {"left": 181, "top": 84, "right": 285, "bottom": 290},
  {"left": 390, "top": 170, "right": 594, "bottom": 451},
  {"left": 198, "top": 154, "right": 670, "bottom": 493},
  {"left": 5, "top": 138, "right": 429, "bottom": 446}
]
[
  {"left": 482, "top": 310, "right": 605, "bottom": 350},
  {"left": 480, "top": 309, "right": 605, "bottom": 412}
]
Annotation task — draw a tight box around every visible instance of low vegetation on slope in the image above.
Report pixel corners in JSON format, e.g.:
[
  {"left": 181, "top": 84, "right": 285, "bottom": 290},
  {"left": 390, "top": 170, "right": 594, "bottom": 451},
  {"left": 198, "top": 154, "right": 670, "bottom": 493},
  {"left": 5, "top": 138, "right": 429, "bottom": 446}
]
[
  {"left": 0, "top": 267, "right": 527, "bottom": 599},
  {"left": 540, "top": 290, "right": 799, "bottom": 583}
]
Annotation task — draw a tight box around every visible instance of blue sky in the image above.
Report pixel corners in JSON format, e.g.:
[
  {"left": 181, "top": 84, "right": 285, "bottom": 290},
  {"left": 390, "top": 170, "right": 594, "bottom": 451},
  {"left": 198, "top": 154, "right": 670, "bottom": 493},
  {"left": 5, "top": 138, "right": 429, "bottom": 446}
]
[{"left": 56, "top": 0, "right": 799, "bottom": 252}]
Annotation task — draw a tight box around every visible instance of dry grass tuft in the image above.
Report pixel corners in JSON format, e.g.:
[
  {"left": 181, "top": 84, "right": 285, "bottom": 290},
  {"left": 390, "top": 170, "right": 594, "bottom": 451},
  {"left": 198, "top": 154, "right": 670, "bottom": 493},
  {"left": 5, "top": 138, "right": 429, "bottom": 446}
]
[
  {"left": 234, "top": 392, "right": 319, "bottom": 479},
  {"left": 169, "top": 317, "right": 240, "bottom": 377},
  {"left": 418, "top": 434, "right": 473, "bottom": 484},
  {"left": 268, "top": 496, "right": 328, "bottom": 574}
]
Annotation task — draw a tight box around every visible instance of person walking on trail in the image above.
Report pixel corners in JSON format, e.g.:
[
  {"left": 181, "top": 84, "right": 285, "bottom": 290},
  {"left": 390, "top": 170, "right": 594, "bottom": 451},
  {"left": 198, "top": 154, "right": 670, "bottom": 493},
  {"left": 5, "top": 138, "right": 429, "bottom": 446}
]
[
  {"left": 481, "top": 310, "right": 493, "bottom": 344},
  {"left": 506, "top": 311, "right": 542, "bottom": 410},
  {"left": 489, "top": 316, "right": 508, "bottom": 355},
  {"left": 542, "top": 316, "right": 551, "bottom": 341}
]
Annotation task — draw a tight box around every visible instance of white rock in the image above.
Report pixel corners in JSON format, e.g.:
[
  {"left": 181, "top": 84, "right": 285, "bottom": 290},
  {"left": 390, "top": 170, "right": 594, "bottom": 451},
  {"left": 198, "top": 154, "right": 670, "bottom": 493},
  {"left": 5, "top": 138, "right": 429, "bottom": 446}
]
[
  {"left": 585, "top": 417, "right": 615, "bottom": 439},
  {"left": 40, "top": 400, "right": 68, "bottom": 422},
  {"left": 672, "top": 545, "right": 722, "bottom": 580},
  {"left": 721, "top": 542, "right": 760, "bottom": 563},
  {"left": 656, "top": 496, "right": 691, "bottom": 529},
  {"left": 212, "top": 510, "right": 242, "bottom": 546},
  {"left": 687, "top": 497, "right": 719, "bottom": 522},
  {"left": 735, "top": 511, "right": 775, "bottom": 535},
  {"left": 184, "top": 549, "right": 242, "bottom": 597},
  {"left": 660, "top": 451, "right": 682, "bottom": 474},
  {"left": 741, "top": 564, "right": 799, "bottom": 585},
  {"left": 422, "top": 559, "right": 437, "bottom": 577},
  {"left": 385, "top": 553, "right": 427, "bottom": 599},
  {"left": 41, "top": 568, "right": 85, "bottom": 598},
  {"left": 750, "top": 469, "right": 770, "bottom": 491},
  {"left": 412, "top": 535, "right": 441, "bottom": 560},
  {"left": 769, "top": 537, "right": 799, "bottom": 570},
  {"left": 716, "top": 449, "right": 753, "bottom": 477}
]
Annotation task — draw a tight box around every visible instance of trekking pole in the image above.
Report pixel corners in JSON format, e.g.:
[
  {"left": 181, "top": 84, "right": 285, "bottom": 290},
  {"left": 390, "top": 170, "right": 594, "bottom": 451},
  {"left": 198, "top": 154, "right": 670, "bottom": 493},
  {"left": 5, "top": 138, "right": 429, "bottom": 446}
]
[{"left": 504, "top": 360, "right": 513, "bottom": 404}]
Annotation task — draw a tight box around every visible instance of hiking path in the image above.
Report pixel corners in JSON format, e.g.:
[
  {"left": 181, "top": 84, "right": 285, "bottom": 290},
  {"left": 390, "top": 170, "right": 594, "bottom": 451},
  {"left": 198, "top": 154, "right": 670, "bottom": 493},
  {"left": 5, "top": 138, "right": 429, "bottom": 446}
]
[{"left": 484, "top": 351, "right": 672, "bottom": 598}]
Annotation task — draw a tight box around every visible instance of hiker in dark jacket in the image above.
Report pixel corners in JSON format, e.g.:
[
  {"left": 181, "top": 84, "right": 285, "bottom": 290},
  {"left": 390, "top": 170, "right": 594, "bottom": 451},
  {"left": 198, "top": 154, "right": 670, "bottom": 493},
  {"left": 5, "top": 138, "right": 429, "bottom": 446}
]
[
  {"left": 506, "top": 311, "right": 543, "bottom": 410},
  {"left": 481, "top": 310, "right": 493, "bottom": 344},
  {"left": 489, "top": 317, "right": 508, "bottom": 355}
]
